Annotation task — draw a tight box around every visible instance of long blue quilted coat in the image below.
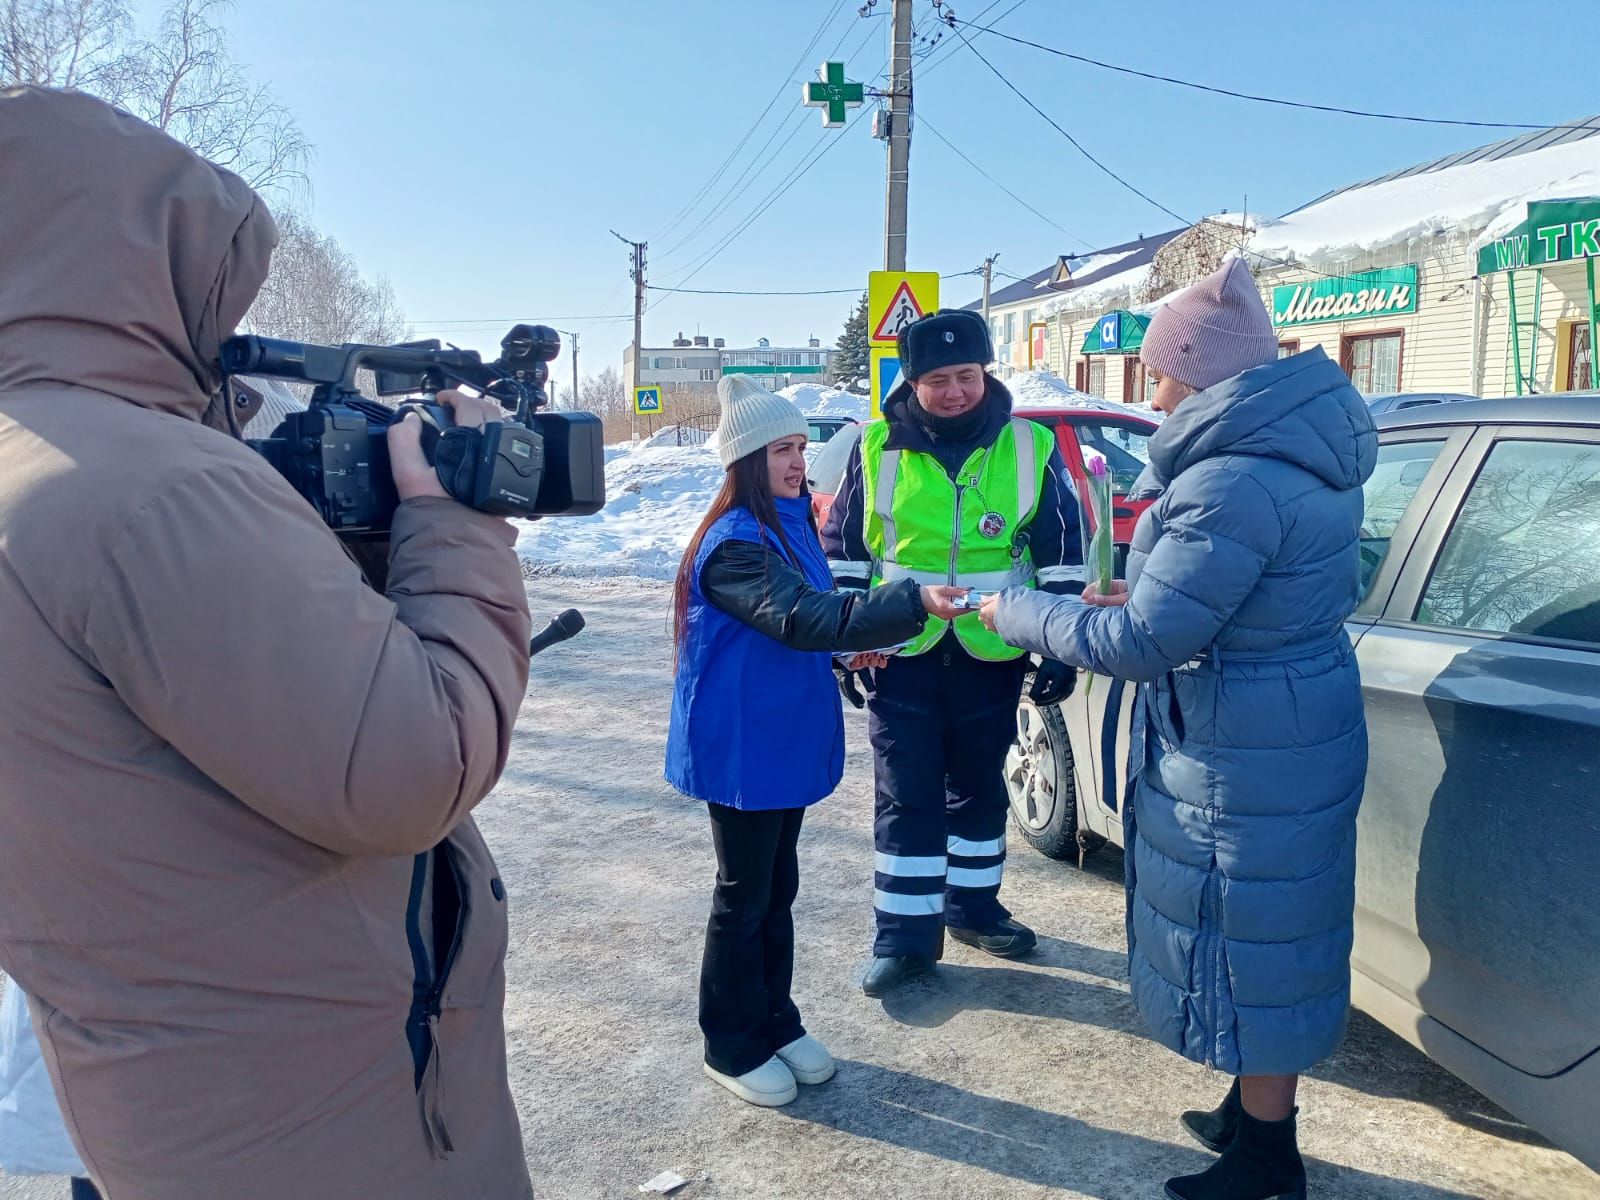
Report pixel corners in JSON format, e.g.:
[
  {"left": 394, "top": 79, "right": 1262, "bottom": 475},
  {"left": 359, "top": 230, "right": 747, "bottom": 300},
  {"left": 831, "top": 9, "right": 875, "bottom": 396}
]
[{"left": 994, "top": 347, "right": 1377, "bottom": 1075}]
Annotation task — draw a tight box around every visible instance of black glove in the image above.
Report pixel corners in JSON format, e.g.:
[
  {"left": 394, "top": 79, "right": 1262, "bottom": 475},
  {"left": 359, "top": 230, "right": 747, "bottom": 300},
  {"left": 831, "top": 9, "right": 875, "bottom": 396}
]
[
  {"left": 1029, "top": 658, "right": 1077, "bottom": 707},
  {"left": 834, "top": 661, "right": 873, "bottom": 709}
]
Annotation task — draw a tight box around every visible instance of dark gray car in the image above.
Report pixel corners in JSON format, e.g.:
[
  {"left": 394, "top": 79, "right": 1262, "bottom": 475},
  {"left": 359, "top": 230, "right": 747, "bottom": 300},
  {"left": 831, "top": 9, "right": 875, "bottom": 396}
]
[
  {"left": 1006, "top": 395, "right": 1600, "bottom": 1170},
  {"left": 1364, "top": 391, "right": 1479, "bottom": 416}
]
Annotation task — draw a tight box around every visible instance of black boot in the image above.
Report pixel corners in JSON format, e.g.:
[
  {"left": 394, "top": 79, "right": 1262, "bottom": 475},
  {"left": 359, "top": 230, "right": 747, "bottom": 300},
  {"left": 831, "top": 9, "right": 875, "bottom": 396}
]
[
  {"left": 1181, "top": 1077, "right": 1242, "bottom": 1153},
  {"left": 861, "top": 955, "right": 934, "bottom": 997},
  {"left": 1164, "top": 1107, "right": 1307, "bottom": 1200},
  {"left": 946, "top": 917, "right": 1038, "bottom": 959}
]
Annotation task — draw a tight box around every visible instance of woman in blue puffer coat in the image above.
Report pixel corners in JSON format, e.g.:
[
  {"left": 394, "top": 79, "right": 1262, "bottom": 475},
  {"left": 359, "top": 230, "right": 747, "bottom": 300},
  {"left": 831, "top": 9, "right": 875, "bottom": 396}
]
[
  {"left": 983, "top": 258, "right": 1377, "bottom": 1200},
  {"left": 667, "top": 377, "right": 967, "bottom": 1110}
]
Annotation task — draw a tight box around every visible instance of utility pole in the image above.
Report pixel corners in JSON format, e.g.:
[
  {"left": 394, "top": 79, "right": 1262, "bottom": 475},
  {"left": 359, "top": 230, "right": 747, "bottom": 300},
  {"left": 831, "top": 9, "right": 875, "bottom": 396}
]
[
  {"left": 554, "top": 329, "right": 579, "bottom": 411},
  {"left": 612, "top": 230, "right": 647, "bottom": 442},
  {"left": 569, "top": 329, "right": 579, "bottom": 413},
  {"left": 980, "top": 254, "right": 1000, "bottom": 324},
  {"left": 884, "top": 0, "right": 913, "bottom": 270}
]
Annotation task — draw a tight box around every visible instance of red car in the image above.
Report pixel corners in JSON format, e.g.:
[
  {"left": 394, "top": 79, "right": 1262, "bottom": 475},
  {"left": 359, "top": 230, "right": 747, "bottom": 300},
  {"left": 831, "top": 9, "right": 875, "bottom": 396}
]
[{"left": 807, "top": 404, "right": 1160, "bottom": 550}]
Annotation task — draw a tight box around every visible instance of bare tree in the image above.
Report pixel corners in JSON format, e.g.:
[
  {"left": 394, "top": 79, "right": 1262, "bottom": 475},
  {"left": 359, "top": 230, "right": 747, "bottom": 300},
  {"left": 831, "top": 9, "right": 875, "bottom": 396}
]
[
  {"left": 7, "top": 0, "right": 404, "bottom": 368},
  {"left": 244, "top": 208, "right": 407, "bottom": 347},
  {"left": 2, "top": 0, "right": 308, "bottom": 197},
  {"left": 116, "top": 0, "right": 308, "bottom": 196},
  {"left": 579, "top": 367, "right": 636, "bottom": 443},
  {"left": 1, "top": 0, "right": 130, "bottom": 94}
]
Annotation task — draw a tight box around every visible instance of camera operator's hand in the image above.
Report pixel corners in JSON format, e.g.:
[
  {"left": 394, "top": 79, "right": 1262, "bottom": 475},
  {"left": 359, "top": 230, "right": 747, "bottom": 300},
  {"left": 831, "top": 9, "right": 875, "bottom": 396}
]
[{"left": 387, "top": 389, "right": 505, "bottom": 503}]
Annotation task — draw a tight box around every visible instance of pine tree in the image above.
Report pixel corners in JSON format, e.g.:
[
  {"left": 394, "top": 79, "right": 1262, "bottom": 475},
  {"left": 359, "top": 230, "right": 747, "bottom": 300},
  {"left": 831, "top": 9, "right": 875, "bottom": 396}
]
[{"left": 830, "top": 292, "right": 870, "bottom": 393}]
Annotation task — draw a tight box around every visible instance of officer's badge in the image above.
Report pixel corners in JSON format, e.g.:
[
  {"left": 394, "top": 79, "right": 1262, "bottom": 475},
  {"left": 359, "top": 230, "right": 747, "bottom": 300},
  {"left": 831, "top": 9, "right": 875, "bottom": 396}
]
[{"left": 978, "top": 511, "right": 1007, "bottom": 539}]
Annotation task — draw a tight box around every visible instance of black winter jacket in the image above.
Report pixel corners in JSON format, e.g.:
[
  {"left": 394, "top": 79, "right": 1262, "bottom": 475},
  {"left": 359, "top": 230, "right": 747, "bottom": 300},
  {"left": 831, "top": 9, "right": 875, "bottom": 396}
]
[{"left": 701, "top": 541, "right": 926, "bottom": 653}]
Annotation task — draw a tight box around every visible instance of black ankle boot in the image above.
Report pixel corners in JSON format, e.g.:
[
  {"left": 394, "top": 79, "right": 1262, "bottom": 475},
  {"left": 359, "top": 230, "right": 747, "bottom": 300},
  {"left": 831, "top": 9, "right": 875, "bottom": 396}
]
[
  {"left": 1181, "top": 1077, "right": 1242, "bottom": 1153},
  {"left": 1164, "top": 1107, "right": 1307, "bottom": 1200}
]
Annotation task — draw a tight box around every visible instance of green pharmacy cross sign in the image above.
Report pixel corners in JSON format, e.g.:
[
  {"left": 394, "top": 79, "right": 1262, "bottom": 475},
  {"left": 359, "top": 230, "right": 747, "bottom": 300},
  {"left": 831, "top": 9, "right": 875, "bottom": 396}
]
[{"left": 803, "top": 61, "right": 864, "bottom": 128}]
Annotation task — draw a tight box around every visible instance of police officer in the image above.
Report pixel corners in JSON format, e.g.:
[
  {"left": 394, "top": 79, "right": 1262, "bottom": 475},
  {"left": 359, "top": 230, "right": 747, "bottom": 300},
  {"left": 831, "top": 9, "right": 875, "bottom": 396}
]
[{"left": 822, "top": 309, "right": 1085, "bottom": 996}]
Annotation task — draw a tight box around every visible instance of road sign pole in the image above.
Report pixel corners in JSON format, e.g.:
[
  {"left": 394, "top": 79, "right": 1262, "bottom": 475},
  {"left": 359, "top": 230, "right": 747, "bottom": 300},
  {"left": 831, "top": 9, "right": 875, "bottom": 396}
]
[{"left": 884, "top": 0, "right": 913, "bottom": 271}]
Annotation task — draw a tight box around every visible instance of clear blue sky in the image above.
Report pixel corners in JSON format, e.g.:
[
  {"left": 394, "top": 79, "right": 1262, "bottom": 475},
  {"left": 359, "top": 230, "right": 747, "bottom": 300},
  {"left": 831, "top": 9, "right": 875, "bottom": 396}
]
[{"left": 149, "top": 0, "right": 1596, "bottom": 391}]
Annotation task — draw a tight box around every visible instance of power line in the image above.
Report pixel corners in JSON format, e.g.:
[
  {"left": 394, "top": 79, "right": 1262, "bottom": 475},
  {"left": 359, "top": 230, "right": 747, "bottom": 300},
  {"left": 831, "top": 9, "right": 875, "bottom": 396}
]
[
  {"left": 647, "top": 268, "right": 979, "bottom": 299},
  {"left": 649, "top": 0, "right": 1030, "bottom": 307},
  {"left": 954, "top": 27, "right": 1189, "bottom": 229},
  {"left": 949, "top": 18, "right": 1562, "bottom": 131},
  {"left": 952, "top": 29, "right": 1365, "bottom": 285},
  {"left": 648, "top": 285, "right": 862, "bottom": 297},
  {"left": 657, "top": 12, "right": 875, "bottom": 264},
  {"left": 413, "top": 314, "right": 633, "bottom": 326},
  {"left": 652, "top": 106, "right": 874, "bottom": 302},
  {"left": 652, "top": 0, "right": 853, "bottom": 244},
  {"left": 918, "top": 114, "right": 1095, "bottom": 249}
]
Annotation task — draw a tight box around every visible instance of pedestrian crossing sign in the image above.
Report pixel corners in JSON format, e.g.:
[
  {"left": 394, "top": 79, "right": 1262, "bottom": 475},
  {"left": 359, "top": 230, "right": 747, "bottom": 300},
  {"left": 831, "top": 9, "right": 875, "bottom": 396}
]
[
  {"left": 633, "top": 385, "right": 664, "bottom": 415},
  {"left": 869, "top": 271, "right": 940, "bottom": 346}
]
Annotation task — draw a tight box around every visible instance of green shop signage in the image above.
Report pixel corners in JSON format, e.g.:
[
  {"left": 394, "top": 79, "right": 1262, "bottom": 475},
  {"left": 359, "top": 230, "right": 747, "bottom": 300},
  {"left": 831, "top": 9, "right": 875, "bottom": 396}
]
[
  {"left": 1272, "top": 267, "right": 1417, "bottom": 328},
  {"left": 1477, "top": 198, "right": 1600, "bottom": 275},
  {"left": 1080, "top": 309, "right": 1149, "bottom": 354}
]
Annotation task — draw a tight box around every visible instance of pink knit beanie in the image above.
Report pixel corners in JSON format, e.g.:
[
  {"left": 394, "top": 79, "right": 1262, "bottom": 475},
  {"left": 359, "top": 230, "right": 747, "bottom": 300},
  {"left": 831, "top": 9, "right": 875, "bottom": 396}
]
[{"left": 1140, "top": 257, "right": 1278, "bottom": 392}]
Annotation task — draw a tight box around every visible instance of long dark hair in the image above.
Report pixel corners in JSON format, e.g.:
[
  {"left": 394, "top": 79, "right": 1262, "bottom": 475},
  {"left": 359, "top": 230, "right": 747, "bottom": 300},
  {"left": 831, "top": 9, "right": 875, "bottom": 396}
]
[{"left": 673, "top": 445, "right": 818, "bottom": 656}]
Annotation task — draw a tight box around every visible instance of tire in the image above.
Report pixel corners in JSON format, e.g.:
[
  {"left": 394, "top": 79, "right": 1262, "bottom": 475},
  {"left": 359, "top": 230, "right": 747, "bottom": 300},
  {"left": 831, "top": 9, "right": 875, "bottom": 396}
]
[{"left": 1005, "top": 697, "right": 1079, "bottom": 861}]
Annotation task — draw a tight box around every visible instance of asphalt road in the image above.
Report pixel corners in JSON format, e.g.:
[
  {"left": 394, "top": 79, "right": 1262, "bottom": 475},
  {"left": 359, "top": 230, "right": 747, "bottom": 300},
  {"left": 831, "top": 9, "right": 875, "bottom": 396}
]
[{"left": 5, "top": 575, "right": 1596, "bottom": 1199}]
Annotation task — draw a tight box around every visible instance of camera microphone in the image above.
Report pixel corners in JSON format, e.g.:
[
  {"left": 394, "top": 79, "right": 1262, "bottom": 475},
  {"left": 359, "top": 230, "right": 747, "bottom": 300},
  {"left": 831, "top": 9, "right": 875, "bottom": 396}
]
[{"left": 528, "top": 608, "right": 585, "bottom": 658}]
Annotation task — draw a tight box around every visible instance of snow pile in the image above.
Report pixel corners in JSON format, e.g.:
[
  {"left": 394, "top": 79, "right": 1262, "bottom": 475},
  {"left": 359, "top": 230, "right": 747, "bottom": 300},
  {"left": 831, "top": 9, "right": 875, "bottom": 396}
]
[
  {"left": 1008, "top": 369, "right": 1138, "bottom": 415},
  {"left": 1248, "top": 134, "right": 1600, "bottom": 266},
  {"left": 516, "top": 443, "right": 723, "bottom": 580},
  {"left": 638, "top": 423, "right": 710, "bottom": 449},
  {"left": 780, "top": 382, "right": 869, "bottom": 420}
]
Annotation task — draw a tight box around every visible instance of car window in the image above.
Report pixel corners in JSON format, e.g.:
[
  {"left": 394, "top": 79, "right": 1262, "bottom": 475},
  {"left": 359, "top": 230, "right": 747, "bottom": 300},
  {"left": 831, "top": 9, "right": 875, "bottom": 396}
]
[
  {"left": 1360, "top": 440, "right": 1446, "bottom": 598},
  {"left": 1416, "top": 439, "right": 1600, "bottom": 646},
  {"left": 806, "top": 420, "right": 843, "bottom": 444},
  {"left": 1074, "top": 422, "right": 1151, "bottom": 493},
  {"left": 806, "top": 423, "right": 862, "bottom": 494}
]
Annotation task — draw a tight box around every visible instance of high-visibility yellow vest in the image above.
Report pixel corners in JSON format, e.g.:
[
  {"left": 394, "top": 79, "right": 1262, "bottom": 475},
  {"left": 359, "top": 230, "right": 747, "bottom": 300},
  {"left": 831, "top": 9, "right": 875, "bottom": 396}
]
[{"left": 857, "top": 416, "right": 1056, "bottom": 660}]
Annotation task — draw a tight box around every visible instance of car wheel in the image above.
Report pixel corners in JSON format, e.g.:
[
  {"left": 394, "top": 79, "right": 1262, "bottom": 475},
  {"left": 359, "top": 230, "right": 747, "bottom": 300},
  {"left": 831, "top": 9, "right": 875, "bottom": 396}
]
[{"left": 1005, "top": 697, "right": 1079, "bottom": 861}]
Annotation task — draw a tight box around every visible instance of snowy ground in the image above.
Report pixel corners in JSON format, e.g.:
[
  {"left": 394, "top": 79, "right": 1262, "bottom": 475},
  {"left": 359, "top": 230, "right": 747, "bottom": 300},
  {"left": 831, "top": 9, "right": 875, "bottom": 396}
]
[{"left": 4, "top": 576, "right": 1597, "bottom": 1200}]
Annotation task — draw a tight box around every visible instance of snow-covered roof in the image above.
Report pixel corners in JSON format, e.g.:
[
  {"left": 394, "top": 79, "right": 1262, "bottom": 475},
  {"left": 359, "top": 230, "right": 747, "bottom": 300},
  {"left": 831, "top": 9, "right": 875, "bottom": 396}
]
[
  {"left": 1247, "top": 117, "right": 1600, "bottom": 270},
  {"left": 964, "top": 229, "right": 1184, "bottom": 315}
]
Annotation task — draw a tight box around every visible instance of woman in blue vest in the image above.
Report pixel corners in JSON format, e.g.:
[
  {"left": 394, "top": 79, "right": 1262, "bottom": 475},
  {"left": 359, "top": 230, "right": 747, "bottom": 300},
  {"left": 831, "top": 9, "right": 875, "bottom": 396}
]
[
  {"left": 982, "top": 259, "right": 1377, "bottom": 1200},
  {"left": 667, "top": 377, "right": 967, "bottom": 1108}
]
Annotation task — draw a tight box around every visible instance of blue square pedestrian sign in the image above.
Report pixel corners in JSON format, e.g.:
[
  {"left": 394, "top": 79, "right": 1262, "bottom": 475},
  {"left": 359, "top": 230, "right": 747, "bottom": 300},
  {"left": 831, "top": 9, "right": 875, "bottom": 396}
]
[
  {"left": 870, "top": 348, "right": 901, "bottom": 419},
  {"left": 633, "top": 385, "right": 664, "bottom": 415}
]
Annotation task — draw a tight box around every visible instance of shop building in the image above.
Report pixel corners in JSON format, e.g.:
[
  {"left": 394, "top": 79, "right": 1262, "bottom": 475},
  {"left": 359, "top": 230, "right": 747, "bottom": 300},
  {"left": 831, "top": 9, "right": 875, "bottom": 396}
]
[{"left": 967, "top": 116, "right": 1600, "bottom": 404}]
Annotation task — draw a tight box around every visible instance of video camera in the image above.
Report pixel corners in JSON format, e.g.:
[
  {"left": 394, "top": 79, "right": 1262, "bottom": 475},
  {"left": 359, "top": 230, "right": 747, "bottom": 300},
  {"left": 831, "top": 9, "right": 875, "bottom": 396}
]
[{"left": 221, "top": 324, "right": 605, "bottom": 539}]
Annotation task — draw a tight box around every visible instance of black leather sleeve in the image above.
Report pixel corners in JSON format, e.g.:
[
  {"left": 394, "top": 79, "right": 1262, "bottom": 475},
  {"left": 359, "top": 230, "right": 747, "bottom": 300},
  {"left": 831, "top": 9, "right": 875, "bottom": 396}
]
[{"left": 700, "top": 540, "right": 926, "bottom": 653}]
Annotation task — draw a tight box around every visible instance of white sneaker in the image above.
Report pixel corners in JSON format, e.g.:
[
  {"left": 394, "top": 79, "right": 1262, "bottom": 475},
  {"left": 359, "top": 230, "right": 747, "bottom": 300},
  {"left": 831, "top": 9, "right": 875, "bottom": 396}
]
[
  {"left": 775, "top": 1035, "right": 836, "bottom": 1085},
  {"left": 703, "top": 1057, "right": 798, "bottom": 1107}
]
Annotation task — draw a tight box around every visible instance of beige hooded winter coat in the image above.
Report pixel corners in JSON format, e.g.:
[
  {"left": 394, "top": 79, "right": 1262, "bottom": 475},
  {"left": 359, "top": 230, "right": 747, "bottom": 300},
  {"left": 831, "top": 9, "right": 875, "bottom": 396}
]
[{"left": 0, "top": 87, "right": 534, "bottom": 1198}]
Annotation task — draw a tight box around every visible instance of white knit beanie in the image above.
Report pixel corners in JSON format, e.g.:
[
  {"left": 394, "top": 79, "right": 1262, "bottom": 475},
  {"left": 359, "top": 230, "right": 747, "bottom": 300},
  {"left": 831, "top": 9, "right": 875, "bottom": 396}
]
[{"left": 710, "top": 375, "right": 809, "bottom": 469}]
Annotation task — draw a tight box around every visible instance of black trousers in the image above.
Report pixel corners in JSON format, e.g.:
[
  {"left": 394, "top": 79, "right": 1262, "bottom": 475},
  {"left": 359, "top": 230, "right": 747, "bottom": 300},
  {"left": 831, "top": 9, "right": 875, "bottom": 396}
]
[
  {"left": 867, "top": 645, "right": 1028, "bottom": 958},
  {"left": 699, "top": 803, "right": 807, "bottom": 1077}
]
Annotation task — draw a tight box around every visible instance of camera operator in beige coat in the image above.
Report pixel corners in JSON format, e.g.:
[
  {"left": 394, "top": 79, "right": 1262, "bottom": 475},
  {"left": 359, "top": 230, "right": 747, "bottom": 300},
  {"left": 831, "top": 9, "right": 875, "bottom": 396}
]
[{"left": 0, "top": 86, "right": 535, "bottom": 1199}]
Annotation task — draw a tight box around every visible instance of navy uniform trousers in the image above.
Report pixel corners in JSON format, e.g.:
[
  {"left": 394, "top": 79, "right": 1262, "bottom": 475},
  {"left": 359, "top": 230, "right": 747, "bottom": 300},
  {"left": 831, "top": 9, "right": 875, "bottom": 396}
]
[{"left": 867, "top": 636, "right": 1028, "bottom": 958}]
